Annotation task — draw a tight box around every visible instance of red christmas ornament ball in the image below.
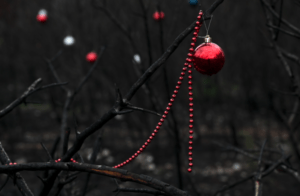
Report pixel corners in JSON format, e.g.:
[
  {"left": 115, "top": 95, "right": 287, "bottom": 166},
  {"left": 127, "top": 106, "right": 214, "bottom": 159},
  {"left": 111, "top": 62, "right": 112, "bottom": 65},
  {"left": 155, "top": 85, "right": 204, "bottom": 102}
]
[
  {"left": 153, "top": 11, "right": 160, "bottom": 21},
  {"left": 153, "top": 11, "right": 164, "bottom": 21},
  {"left": 37, "top": 14, "right": 47, "bottom": 23},
  {"left": 193, "top": 36, "right": 225, "bottom": 76},
  {"left": 160, "top": 12, "right": 165, "bottom": 19},
  {"left": 86, "top": 52, "right": 97, "bottom": 63}
]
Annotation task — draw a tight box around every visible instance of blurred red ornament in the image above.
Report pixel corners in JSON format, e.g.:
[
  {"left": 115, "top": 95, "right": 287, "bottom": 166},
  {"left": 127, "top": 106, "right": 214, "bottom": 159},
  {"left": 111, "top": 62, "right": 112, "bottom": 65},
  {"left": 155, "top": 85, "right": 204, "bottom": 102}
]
[
  {"left": 153, "top": 11, "right": 165, "bottom": 21},
  {"left": 36, "top": 14, "right": 47, "bottom": 23},
  {"left": 153, "top": 11, "right": 160, "bottom": 21},
  {"left": 193, "top": 35, "right": 225, "bottom": 75},
  {"left": 86, "top": 52, "right": 97, "bottom": 63},
  {"left": 160, "top": 12, "right": 165, "bottom": 19}
]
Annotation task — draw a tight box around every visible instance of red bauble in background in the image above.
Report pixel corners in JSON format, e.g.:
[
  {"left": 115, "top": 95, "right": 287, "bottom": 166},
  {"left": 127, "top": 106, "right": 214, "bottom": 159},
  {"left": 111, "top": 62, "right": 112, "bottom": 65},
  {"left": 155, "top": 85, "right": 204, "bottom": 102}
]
[
  {"left": 86, "top": 52, "right": 97, "bottom": 63},
  {"left": 193, "top": 35, "right": 225, "bottom": 76},
  {"left": 153, "top": 11, "right": 165, "bottom": 21},
  {"left": 37, "top": 14, "right": 47, "bottom": 23},
  {"left": 160, "top": 12, "right": 165, "bottom": 19}
]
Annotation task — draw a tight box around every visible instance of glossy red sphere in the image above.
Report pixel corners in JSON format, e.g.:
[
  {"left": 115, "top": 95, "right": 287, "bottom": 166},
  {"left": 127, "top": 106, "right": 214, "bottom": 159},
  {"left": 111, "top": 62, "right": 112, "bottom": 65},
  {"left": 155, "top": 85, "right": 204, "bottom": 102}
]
[
  {"left": 153, "top": 11, "right": 165, "bottom": 21},
  {"left": 86, "top": 52, "right": 97, "bottom": 63},
  {"left": 153, "top": 11, "right": 160, "bottom": 20},
  {"left": 37, "top": 14, "right": 47, "bottom": 23},
  {"left": 193, "top": 42, "right": 225, "bottom": 75},
  {"left": 160, "top": 12, "right": 165, "bottom": 19}
]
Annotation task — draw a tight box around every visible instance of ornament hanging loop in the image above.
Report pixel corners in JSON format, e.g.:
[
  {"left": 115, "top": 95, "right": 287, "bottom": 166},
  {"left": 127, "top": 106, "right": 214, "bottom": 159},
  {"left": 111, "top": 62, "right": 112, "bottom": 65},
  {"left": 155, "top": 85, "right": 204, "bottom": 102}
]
[{"left": 204, "top": 35, "right": 212, "bottom": 43}]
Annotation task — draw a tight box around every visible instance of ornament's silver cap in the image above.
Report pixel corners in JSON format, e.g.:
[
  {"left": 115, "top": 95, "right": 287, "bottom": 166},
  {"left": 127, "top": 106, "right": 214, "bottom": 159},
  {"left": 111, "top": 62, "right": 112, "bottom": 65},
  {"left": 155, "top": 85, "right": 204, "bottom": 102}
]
[{"left": 204, "top": 35, "right": 212, "bottom": 43}]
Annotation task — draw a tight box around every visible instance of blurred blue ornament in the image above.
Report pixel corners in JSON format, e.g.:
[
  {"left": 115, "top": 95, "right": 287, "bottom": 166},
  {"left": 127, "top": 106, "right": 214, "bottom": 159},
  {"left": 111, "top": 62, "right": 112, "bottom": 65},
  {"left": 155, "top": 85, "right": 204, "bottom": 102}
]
[{"left": 189, "top": 0, "right": 198, "bottom": 6}]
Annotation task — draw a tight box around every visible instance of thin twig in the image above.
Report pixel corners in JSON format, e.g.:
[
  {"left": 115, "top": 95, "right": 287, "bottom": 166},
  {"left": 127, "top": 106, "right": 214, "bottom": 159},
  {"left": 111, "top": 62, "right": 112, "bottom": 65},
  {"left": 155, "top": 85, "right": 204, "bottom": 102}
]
[
  {"left": 45, "top": 58, "right": 69, "bottom": 92},
  {"left": 81, "top": 133, "right": 102, "bottom": 196},
  {"left": 0, "top": 175, "right": 9, "bottom": 193},
  {"left": 254, "top": 139, "right": 267, "bottom": 196},
  {"left": 126, "top": 104, "right": 162, "bottom": 117},
  {"left": 63, "top": 128, "right": 71, "bottom": 156},
  {"left": 261, "top": 0, "right": 300, "bottom": 34},
  {"left": 0, "top": 142, "right": 34, "bottom": 196},
  {"left": 139, "top": 0, "right": 152, "bottom": 65},
  {"left": 268, "top": 24, "right": 300, "bottom": 39},
  {"left": 74, "top": 47, "right": 105, "bottom": 96},
  {"left": 41, "top": 142, "right": 53, "bottom": 161},
  {"left": 0, "top": 78, "right": 67, "bottom": 119},
  {"left": 274, "top": 0, "right": 283, "bottom": 40}
]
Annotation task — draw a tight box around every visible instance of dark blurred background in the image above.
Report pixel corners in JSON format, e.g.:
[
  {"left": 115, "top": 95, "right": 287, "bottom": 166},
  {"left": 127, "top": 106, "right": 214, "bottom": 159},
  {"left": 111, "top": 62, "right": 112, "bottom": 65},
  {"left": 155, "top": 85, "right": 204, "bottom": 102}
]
[{"left": 0, "top": 0, "right": 300, "bottom": 195}]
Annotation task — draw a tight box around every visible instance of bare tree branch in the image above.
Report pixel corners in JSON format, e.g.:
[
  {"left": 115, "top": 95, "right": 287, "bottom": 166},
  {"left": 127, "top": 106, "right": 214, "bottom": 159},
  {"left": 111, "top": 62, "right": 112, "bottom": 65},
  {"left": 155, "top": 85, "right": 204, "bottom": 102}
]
[
  {"left": 1, "top": 162, "right": 190, "bottom": 196},
  {"left": 0, "top": 78, "right": 68, "bottom": 119}
]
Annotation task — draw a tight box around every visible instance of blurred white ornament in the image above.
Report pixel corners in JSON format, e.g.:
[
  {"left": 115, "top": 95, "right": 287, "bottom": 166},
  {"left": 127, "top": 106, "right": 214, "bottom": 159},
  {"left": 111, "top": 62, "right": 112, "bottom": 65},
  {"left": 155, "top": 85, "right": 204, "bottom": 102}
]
[
  {"left": 106, "top": 156, "right": 114, "bottom": 164},
  {"left": 219, "top": 175, "right": 228, "bottom": 182},
  {"left": 102, "top": 148, "right": 110, "bottom": 157},
  {"left": 240, "top": 171, "right": 247, "bottom": 178},
  {"left": 232, "top": 162, "right": 242, "bottom": 171},
  {"left": 133, "top": 54, "right": 141, "bottom": 64},
  {"left": 15, "top": 158, "right": 27, "bottom": 164},
  {"left": 38, "top": 9, "right": 48, "bottom": 16},
  {"left": 63, "top": 35, "right": 75, "bottom": 46},
  {"left": 85, "top": 148, "right": 93, "bottom": 160},
  {"left": 115, "top": 115, "right": 124, "bottom": 120},
  {"left": 147, "top": 163, "right": 156, "bottom": 171},
  {"left": 146, "top": 155, "right": 154, "bottom": 163}
]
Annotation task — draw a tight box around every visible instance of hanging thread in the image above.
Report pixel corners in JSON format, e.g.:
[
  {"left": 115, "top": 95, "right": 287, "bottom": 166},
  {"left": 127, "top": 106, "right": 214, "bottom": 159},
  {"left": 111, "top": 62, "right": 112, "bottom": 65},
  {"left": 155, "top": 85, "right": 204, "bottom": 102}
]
[{"left": 203, "top": 15, "right": 213, "bottom": 36}]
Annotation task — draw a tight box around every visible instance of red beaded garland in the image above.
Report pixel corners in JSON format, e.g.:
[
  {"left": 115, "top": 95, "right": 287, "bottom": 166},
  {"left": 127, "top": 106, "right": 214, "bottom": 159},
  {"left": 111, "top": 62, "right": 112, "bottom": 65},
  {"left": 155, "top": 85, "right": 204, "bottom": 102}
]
[
  {"left": 112, "top": 10, "right": 204, "bottom": 172},
  {"left": 55, "top": 158, "right": 78, "bottom": 163}
]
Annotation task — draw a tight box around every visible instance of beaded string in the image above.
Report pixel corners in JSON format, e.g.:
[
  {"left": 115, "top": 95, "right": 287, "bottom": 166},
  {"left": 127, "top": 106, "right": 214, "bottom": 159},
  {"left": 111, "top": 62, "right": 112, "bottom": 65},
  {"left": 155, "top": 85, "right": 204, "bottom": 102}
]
[
  {"left": 113, "top": 11, "right": 203, "bottom": 173},
  {"left": 187, "top": 11, "right": 203, "bottom": 172}
]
